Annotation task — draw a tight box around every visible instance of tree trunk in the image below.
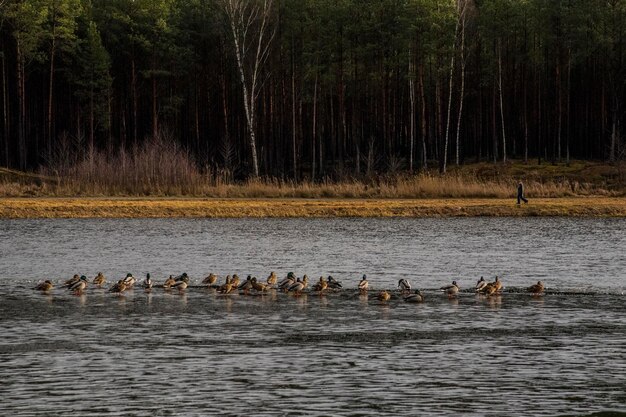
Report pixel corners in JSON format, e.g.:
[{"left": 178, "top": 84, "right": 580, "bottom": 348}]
[
  {"left": 556, "top": 55, "right": 562, "bottom": 162},
  {"left": 1, "top": 51, "right": 8, "bottom": 167},
  {"left": 16, "top": 38, "right": 26, "bottom": 170},
  {"left": 418, "top": 62, "right": 427, "bottom": 169},
  {"left": 610, "top": 104, "right": 618, "bottom": 162},
  {"left": 312, "top": 69, "right": 318, "bottom": 179},
  {"left": 89, "top": 84, "right": 94, "bottom": 157},
  {"left": 566, "top": 50, "right": 571, "bottom": 165},
  {"left": 455, "top": 17, "right": 466, "bottom": 166},
  {"left": 408, "top": 48, "right": 415, "bottom": 173},
  {"left": 492, "top": 80, "right": 498, "bottom": 164},
  {"left": 291, "top": 47, "right": 297, "bottom": 180},
  {"left": 152, "top": 69, "right": 158, "bottom": 138},
  {"left": 131, "top": 58, "right": 137, "bottom": 146},
  {"left": 498, "top": 40, "right": 506, "bottom": 163},
  {"left": 48, "top": 36, "right": 56, "bottom": 162}
]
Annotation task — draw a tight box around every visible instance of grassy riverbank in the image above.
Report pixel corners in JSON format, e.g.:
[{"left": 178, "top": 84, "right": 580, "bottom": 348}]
[
  {"left": 2, "top": 197, "right": 626, "bottom": 218},
  {"left": 1, "top": 160, "right": 625, "bottom": 199}
]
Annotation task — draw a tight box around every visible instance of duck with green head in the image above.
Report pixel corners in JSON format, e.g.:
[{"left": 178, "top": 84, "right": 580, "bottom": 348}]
[{"left": 69, "top": 275, "right": 88, "bottom": 295}]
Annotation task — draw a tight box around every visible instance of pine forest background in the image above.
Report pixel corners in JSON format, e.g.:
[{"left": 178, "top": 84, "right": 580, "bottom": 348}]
[{"left": 0, "top": 0, "right": 625, "bottom": 187}]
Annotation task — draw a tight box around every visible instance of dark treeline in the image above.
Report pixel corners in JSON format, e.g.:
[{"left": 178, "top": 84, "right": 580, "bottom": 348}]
[{"left": 0, "top": 0, "right": 625, "bottom": 179}]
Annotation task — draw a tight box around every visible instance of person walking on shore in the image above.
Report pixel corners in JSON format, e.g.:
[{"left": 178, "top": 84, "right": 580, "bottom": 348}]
[{"left": 517, "top": 182, "right": 528, "bottom": 204}]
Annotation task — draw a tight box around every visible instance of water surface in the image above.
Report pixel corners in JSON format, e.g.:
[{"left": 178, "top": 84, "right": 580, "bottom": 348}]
[{"left": 1, "top": 218, "right": 625, "bottom": 416}]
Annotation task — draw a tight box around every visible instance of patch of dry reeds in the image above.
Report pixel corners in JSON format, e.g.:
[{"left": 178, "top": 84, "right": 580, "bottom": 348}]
[{"left": 0, "top": 137, "right": 623, "bottom": 199}]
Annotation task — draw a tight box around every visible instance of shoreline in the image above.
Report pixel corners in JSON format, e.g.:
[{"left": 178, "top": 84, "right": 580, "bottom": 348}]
[{"left": 2, "top": 197, "right": 626, "bottom": 218}]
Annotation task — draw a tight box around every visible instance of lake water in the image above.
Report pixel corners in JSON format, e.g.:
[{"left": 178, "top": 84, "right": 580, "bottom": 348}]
[{"left": 1, "top": 218, "right": 625, "bottom": 416}]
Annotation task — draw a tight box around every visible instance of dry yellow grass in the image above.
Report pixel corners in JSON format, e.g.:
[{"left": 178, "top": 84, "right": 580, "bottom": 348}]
[
  {"left": 2, "top": 159, "right": 625, "bottom": 199},
  {"left": 2, "top": 197, "right": 626, "bottom": 218}
]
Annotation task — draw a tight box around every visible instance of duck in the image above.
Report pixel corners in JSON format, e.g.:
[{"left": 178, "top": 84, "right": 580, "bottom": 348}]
[
  {"left": 313, "top": 276, "right": 328, "bottom": 293},
  {"left": 327, "top": 275, "right": 342, "bottom": 289},
  {"left": 288, "top": 276, "right": 309, "bottom": 295},
  {"left": 398, "top": 278, "right": 411, "bottom": 292},
  {"left": 251, "top": 277, "right": 269, "bottom": 292},
  {"left": 203, "top": 273, "right": 218, "bottom": 286},
  {"left": 171, "top": 276, "right": 190, "bottom": 292},
  {"left": 377, "top": 290, "right": 391, "bottom": 302},
  {"left": 109, "top": 279, "right": 127, "bottom": 294},
  {"left": 266, "top": 271, "right": 278, "bottom": 286},
  {"left": 527, "top": 281, "right": 545, "bottom": 295},
  {"left": 64, "top": 274, "right": 81, "bottom": 288},
  {"left": 358, "top": 275, "right": 369, "bottom": 291},
  {"left": 143, "top": 273, "right": 153, "bottom": 290},
  {"left": 278, "top": 272, "right": 296, "bottom": 290},
  {"left": 69, "top": 275, "right": 88, "bottom": 295},
  {"left": 441, "top": 281, "right": 460, "bottom": 298},
  {"left": 163, "top": 275, "right": 176, "bottom": 289},
  {"left": 218, "top": 276, "right": 234, "bottom": 294},
  {"left": 492, "top": 276, "right": 503, "bottom": 293},
  {"left": 176, "top": 272, "right": 189, "bottom": 282},
  {"left": 122, "top": 273, "right": 136, "bottom": 288},
  {"left": 93, "top": 272, "right": 106, "bottom": 287},
  {"left": 475, "top": 276, "right": 487, "bottom": 292},
  {"left": 230, "top": 274, "right": 241, "bottom": 289},
  {"left": 481, "top": 283, "right": 497, "bottom": 296},
  {"left": 404, "top": 289, "right": 424, "bottom": 303},
  {"left": 35, "top": 280, "right": 54, "bottom": 292},
  {"left": 239, "top": 276, "right": 254, "bottom": 294}
]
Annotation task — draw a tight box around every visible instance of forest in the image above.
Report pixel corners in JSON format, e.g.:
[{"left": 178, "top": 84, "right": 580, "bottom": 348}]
[{"left": 0, "top": 0, "right": 625, "bottom": 184}]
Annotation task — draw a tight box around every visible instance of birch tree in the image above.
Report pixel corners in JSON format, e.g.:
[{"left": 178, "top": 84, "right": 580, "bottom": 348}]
[{"left": 220, "top": 0, "right": 276, "bottom": 178}]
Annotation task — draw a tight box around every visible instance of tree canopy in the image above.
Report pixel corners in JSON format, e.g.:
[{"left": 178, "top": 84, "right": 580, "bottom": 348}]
[{"left": 0, "top": 0, "right": 625, "bottom": 177}]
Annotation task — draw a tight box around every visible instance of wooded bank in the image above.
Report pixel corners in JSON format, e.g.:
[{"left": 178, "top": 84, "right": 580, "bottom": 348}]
[{"left": 0, "top": 0, "right": 625, "bottom": 180}]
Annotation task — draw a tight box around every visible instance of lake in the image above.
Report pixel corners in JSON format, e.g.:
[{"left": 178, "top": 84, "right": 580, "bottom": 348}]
[{"left": 0, "top": 218, "right": 625, "bottom": 416}]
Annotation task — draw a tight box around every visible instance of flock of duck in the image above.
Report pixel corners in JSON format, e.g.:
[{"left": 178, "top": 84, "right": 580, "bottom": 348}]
[{"left": 33, "top": 272, "right": 546, "bottom": 302}]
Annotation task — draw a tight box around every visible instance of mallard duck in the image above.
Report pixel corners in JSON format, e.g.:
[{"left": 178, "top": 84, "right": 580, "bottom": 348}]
[
  {"left": 64, "top": 274, "right": 81, "bottom": 288},
  {"left": 279, "top": 273, "right": 296, "bottom": 291},
  {"left": 35, "top": 280, "right": 54, "bottom": 292},
  {"left": 492, "top": 276, "right": 503, "bottom": 293},
  {"left": 163, "top": 275, "right": 176, "bottom": 289},
  {"left": 109, "top": 279, "right": 127, "bottom": 294},
  {"left": 313, "top": 276, "right": 328, "bottom": 293},
  {"left": 377, "top": 290, "right": 391, "bottom": 302},
  {"left": 122, "top": 273, "right": 136, "bottom": 288},
  {"left": 475, "top": 276, "right": 487, "bottom": 292},
  {"left": 481, "top": 283, "right": 497, "bottom": 296},
  {"left": 218, "top": 276, "right": 234, "bottom": 294},
  {"left": 230, "top": 274, "right": 241, "bottom": 289},
  {"left": 69, "top": 275, "right": 88, "bottom": 294},
  {"left": 171, "top": 276, "right": 189, "bottom": 292},
  {"left": 327, "top": 275, "right": 342, "bottom": 289},
  {"left": 398, "top": 278, "right": 411, "bottom": 292},
  {"left": 239, "top": 276, "right": 254, "bottom": 293},
  {"left": 441, "top": 281, "right": 460, "bottom": 298},
  {"left": 143, "top": 273, "right": 153, "bottom": 290},
  {"left": 404, "top": 289, "right": 424, "bottom": 303},
  {"left": 358, "top": 275, "right": 369, "bottom": 291},
  {"left": 203, "top": 273, "right": 218, "bottom": 286},
  {"left": 288, "top": 276, "right": 308, "bottom": 295},
  {"left": 175, "top": 272, "right": 189, "bottom": 282},
  {"left": 527, "top": 281, "right": 544, "bottom": 295},
  {"left": 266, "top": 272, "right": 277, "bottom": 286},
  {"left": 251, "top": 277, "right": 269, "bottom": 292},
  {"left": 93, "top": 272, "right": 106, "bottom": 287}
]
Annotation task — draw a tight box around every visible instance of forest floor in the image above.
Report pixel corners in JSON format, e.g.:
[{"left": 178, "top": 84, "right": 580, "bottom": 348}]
[{"left": 2, "top": 197, "right": 626, "bottom": 218}]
